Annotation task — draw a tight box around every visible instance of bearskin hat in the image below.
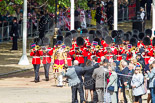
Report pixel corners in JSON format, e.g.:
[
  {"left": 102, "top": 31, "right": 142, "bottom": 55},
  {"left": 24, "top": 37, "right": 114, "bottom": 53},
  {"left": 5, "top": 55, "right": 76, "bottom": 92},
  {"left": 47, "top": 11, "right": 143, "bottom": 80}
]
[
  {"left": 126, "top": 31, "right": 133, "bottom": 37},
  {"left": 153, "top": 37, "right": 155, "bottom": 46},
  {"left": 105, "top": 36, "right": 112, "bottom": 44},
  {"left": 94, "top": 38, "right": 101, "bottom": 45},
  {"left": 64, "top": 37, "right": 72, "bottom": 47},
  {"left": 70, "top": 30, "right": 77, "bottom": 34},
  {"left": 143, "top": 36, "right": 151, "bottom": 46},
  {"left": 132, "top": 34, "right": 138, "bottom": 40},
  {"left": 81, "top": 28, "right": 88, "bottom": 34},
  {"left": 96, "top": 30, "right": 103, "bottom": 38},
  {"left": 111, "top": 30, "right": 118, "bottom": 38},
  {"left": 42, "top": 37, "right": 50, "bottom": 46},
  {"left": 118, "top": 29, "right": 124, "bottom": 38},
  {"left": 138, "top": 32, "right": 145, "bottom": 40},
  {"left": 132, "top": 29, "right": 139, "bottom": 35},
  {"left": 123, "top": 33, "right": 130, "bottom": 41},
  {"left": 102, "top": 27, "right": 109, "bottom": 33},
  {"left": 34, "top": 38, "right": 42, "bottom": 46},
  {"left": 76, "top": 37, "right": 84, "bottom": 46},
  {"left": 57, "top": 29, "right": 62, "bottom": 35},
  {"left": 57, "top": 35, "right": 63, "bottom": 41},
  {"left": 145, "top": 29, "right": 152, "bottom": 38},
  {"left": 115, "top": 37, "right": 123, "bottom": 45},
  {"left": 89, "top": 30, "right": 96, "bottom": 35},
  {"left": 89, "top": 34, "right": 94, "bottom": 43},
  {"left": 130, "top": 37, "right": 138, "bottom": 47},
  {"left": 65, "top": 32, "right": 72, "bottom": 39}
]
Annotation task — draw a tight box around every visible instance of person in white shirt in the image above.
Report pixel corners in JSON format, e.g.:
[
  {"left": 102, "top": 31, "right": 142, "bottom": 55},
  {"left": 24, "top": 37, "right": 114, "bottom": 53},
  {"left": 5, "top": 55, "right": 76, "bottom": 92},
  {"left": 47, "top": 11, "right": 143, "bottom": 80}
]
[{"left": 140, "top": 7, "right": 145, "bottom": 20}]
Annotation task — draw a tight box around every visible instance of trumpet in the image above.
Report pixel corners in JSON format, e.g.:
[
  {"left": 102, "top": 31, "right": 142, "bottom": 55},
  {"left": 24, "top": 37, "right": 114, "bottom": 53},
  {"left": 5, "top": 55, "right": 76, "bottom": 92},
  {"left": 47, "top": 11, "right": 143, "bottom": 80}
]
[
  {"left": 96, "top": 45, "right": 101, "bottom": 50},
  {"left": 130, "top": 47, "right": 137, "bottom": 52},
  {"left": 65, "top": 46, "right": 70, "bottom": 52},
  {"left": 35, "top": 45, "right": 41, "bottom": 51},
  {"left": 31, "top": 45, "right": 40, "bottom": 52}
]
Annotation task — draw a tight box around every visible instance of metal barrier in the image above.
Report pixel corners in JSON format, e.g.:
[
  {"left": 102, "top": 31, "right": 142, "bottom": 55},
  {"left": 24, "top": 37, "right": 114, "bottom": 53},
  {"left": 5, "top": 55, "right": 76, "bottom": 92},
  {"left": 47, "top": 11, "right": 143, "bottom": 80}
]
[{"left": 0, "top": 17, "right": 54, "bottom": 42}]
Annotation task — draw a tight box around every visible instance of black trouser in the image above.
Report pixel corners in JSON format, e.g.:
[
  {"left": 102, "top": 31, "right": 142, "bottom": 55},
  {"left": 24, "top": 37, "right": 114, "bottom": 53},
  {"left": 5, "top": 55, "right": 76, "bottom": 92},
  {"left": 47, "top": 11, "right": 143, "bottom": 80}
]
[
  {"left": 135, "top": 95, "right": 142, "bottom": 103},
  {"left": 33, "top": 64, "right": 40, "bottom": 81},
  {"left": 122, "top": 85, "right": 127, "bottom": 103},
  {"left": 71, "top": 83, "right": 85, "bottom": 103},
  {"left": 12, "top": 36, "right": 18, "bottom": 50},
  {"left": 43, "top": 63, "right": 50, "bottom": 79},
  {"left": 146, "top": 3, "right": 151, "bottom": 20}
]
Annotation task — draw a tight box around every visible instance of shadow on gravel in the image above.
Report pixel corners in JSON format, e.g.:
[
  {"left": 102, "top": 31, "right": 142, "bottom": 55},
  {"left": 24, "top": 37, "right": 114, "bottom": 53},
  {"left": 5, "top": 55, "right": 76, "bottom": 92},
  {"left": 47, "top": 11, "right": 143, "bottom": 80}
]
[{"left": 0, "top": 70, "right": 44, "bottom": 79}]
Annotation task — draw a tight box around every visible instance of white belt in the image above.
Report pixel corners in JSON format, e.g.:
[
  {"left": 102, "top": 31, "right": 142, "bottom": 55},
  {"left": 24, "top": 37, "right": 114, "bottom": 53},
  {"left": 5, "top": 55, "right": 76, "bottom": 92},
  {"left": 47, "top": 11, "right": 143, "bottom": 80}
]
[
  {"left": 117, "top": 55, "right": 122, "bottom": 56},
  {"left": 76, "top": 55, "right": 84, "bottom": 57},
  {"left": 33, "top": 56, "right": 40, "bottom": 58},
  {"left": 42, "top": 56, "right": 51, "bottom": 57},
  {"left": 106, "top": 55, "right": 113, "bottom": 56},
  {"left": 144, "top": 56, "right": 150, "bottom": 58},
  {"left": 67, "top": 58, "right": 72, "bottom": 60}
]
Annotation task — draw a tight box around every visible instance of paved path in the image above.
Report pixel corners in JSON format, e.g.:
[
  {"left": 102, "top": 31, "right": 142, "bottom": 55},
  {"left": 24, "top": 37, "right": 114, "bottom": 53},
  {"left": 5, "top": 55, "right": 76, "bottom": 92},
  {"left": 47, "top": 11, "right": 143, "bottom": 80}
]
[{"left": 0, "top": 68, "right": 148, "bottom": 103}]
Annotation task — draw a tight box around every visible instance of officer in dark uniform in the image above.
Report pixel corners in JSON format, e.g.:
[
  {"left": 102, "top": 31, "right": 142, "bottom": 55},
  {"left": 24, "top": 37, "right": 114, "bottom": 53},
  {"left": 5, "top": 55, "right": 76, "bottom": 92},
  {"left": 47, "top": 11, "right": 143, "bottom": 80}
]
[
  {"left": 96, "top": 3, "right": 101, "bottom": 29},
  {"left": 10, "top": 17, "right": 19, "bottom": 50},
  {"left": 146, "top": 0, "right": 152, "bottom": 20},
  {"left": 39, "top": 11, "right": 47, "bottom": 40},
  {"left": 106, "top": 1, "right": 113, "bottom": 30}
]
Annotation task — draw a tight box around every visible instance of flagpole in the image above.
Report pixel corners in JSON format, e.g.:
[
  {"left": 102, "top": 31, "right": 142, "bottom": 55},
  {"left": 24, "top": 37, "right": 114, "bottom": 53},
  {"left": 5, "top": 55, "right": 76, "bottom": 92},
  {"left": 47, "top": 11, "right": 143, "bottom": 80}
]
[{"left": 18, "top": 0, "right": 29, "bottom": 65}]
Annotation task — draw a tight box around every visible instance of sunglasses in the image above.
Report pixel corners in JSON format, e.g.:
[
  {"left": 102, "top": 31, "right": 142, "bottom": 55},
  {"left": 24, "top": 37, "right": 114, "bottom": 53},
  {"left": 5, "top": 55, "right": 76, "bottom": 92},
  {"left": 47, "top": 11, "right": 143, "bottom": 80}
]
[{"left": 135, "top": 69, "right": 140, "bottom": 71}]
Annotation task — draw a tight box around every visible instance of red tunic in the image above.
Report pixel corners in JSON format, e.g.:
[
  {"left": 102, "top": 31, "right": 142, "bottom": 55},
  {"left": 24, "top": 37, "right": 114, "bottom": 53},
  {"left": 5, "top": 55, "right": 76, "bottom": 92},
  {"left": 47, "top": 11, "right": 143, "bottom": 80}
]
[
  {"left": 30, "top": 49, "right": 43, "bottom": 64},
  {"left": 144, "top": 48, "right": 153, "bottom": 64},
  {"left": 41, "top": 47, "right": 53, "bottom": 64}
]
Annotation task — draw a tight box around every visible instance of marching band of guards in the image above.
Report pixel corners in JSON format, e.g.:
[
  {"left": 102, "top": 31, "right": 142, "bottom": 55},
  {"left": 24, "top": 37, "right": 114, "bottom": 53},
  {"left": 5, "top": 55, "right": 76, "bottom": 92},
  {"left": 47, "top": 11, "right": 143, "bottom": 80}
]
[{"left": 30, "top": 28, "right": 155, "bottom": 88}]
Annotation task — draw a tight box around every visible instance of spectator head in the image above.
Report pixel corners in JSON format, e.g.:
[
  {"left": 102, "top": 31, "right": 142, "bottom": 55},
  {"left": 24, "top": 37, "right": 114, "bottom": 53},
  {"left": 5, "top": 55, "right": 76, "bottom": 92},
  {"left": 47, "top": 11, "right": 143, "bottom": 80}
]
[
  {"left": 128, "top": 63, "right": 134, "bottom": 70},
  {"left": 108, "top": 62, "right": 116, "bottom": 72},
  {"left": 64, "top": 64, "right": 68, "bottom": 70},
  {"left": 135, "top": 67, "right": 141, "bottom": 74},
  {"left": 140, "top": 7, "right": 144, "bottom": 11},
  {"left": 92, "top": 56, "right": 98, "bottom": 63},
  {"left": 122, "top": 61, "right": 128, "bottom": 68},
  {"left": 74, "top": 60, "right": 79, "bottom": 66},
  {"left": 100, "top": 62, "right": 104, "bottom": 66},
  {"left": 13, "top": 17, "right": 17, "bottom": 22},
  {"left": 152, "top": 60, "right": 155, "bottom": 68},
  {"left": 86, "top": 60, "right": 92, "bottom": 66},
  {"left": 103, "top": 59, "right": 109, "bottom": 67}
]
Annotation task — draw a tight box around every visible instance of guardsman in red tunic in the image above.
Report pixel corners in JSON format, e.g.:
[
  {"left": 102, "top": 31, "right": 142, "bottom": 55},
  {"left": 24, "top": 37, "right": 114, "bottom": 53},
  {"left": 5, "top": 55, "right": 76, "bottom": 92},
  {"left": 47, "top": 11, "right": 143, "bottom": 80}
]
[
  {"left": 74, "top": 37, "right": 85, "bottom": 67},
  {"left": 85, "top": 42, "right": 92, "bottom": 60},
  {"left": 142, "top": 37, "right": 153, "bottom": 64},
  {"left": 64, "top": 37, "right": 73, "bottom": 66},
  {"left": 41, "top": 37, "right": 53, "bottom": 81},
  {"left": 137, "top": 32, "right": 145, "bottom": 48},
  {"left": 30, "top": 38, "right": 43, "bottom": 83}
]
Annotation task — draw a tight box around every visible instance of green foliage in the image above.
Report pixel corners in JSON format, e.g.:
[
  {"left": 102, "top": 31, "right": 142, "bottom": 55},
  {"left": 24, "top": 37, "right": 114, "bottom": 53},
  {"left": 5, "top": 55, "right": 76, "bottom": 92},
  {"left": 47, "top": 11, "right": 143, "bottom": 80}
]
[
  {"left": 0, "top": 0, "right": 88, "bottom": 15},
  {"left": 0, "top": 0, "right": 23, "bottom": 15}
]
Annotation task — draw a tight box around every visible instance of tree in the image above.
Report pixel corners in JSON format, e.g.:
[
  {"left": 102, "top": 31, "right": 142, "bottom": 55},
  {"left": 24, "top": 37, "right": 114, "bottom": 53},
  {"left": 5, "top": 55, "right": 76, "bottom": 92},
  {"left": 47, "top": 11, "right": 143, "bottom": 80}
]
[
  {"left": 0, "top": 0, "right": 88, "bottom": 15},
  {"left": 0, "top": 0, "right": 23, "bottom": 15}
]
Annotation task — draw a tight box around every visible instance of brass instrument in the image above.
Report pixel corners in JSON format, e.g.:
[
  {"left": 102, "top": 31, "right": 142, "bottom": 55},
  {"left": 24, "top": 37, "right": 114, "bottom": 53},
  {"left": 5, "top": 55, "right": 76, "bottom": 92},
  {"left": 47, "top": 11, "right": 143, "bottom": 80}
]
[
  {"left": 65, "top": 46, "right": 70, "bottom": 52},
  {"left": 35, "top": 45, "right": 41, "bottom": 51},
  {"left": 130, "top": 47, "right": 137, "bottom": 52},
  {"left": 96, "top": 45, "right": 101, "bottom": 50}
]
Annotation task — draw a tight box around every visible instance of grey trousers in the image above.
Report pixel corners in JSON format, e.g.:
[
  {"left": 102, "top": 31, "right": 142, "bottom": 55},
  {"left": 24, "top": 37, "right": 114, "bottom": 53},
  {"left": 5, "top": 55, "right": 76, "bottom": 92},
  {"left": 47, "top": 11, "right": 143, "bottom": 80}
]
[
  {"left": 43, "top": 63, "right": 50, "bottom": 78},
  {"left": 96, "top": 88, "right": 104, "bottom": 103},
  {"left": 110, "top": 91, "right": 117, "bottom": 103},
  {"left": 33, "top": 64, "right": 40, "bottom": 80}
]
